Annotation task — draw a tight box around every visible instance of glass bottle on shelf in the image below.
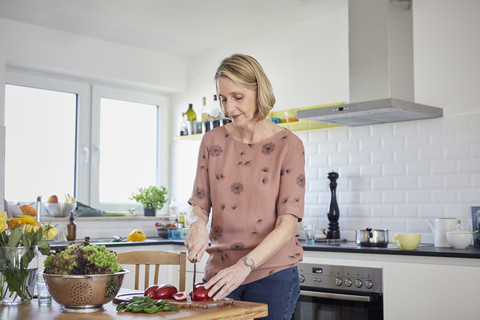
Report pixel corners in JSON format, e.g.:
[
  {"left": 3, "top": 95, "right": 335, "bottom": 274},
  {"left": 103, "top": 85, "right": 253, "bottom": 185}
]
[
  {"left": 185, "top": 103, "right": 196, "bottom": 121},
  {"left": 66, "top": 212, "right": 76, "bottom": 241}
]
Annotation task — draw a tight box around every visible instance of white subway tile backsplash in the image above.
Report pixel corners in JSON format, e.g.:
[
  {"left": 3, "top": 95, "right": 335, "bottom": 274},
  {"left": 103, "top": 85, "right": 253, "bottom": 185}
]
[
  {"left": 458, "top": 189, "right": 480, "bottom": 202},
  {"left": 360, "top": 191, "right": 382, "bottom": 204},
  {"left": 393, "top": 121, "right": 419, "bottom": 136},
  {"left": 431, "top": 190, "right": 457, "bottom": 203},
  {"left": 419, "top": 176, "right": 444, "bottom": 189},
  {"left": 431, "top": 133, "right": 456, "bottom": 146},
  {"left": 382, "top": 191, "right": 406, "bottom": 204},
  {"left": 308, "top": 154, "right": 328, "bottom": 167},
  {"left": 458, "top": 159, "right": 480, "bottom": 173},
  {"left": 360, "top": 164, "right": 382, "bottom": 177},
  {"left": 350, "top": 151, "right": 371, "bottom": 165},
  {"left": 382, "top": 163, "right": 406, "bottom": 176},
  {"left": 328, "top": 153, "right": 350, "bottom": 166},
  {"left": 445, "top": 175, "right": 473, "bottom": 188},
  {"left": 359, "top": 138, "right": 382, "bottom": 151},
  {"left": 406, "top": 162, "right": 431, "bottom": 175},
  {"left": 394, "top": 204, "right": 418, "bottom": 218},
  {"left": 371, "top": 177, "right": 394, "bottom": 190},
  {"left": 371, "top": 150, "right": 394, "bottom": 164},
  {"left": 406, "top": 190, "right": 431, "bottom": 203},
  {"left": 431, "top": 160, "right": 457, "bottom": 174},
  {"left": 445, "top": 145, "right": 471, "bottom": 160},
  {"left": 381, "top": 136, "right": 405, "bottom": 149},
  {"left": 394, "top": 148, "right": 417, "bottom": 162},
  {"left": 395, "top": 176, "right": 418, "bottom": 190},
  {"left": 419, "top": 146, "right": 444, "bottom": 161},
  {"left": 405, "top": 134, "right": 430, "bottom": 147},
  {"left": 169, "top": 114, "right": 479, "bottom": 246}
]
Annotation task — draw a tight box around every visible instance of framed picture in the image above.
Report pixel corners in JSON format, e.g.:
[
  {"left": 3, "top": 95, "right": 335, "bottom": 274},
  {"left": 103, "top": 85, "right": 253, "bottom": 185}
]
[
  {"left": 472, "top": 206, "right": 480, "bottom": 232},
  {"left": 471, "top": 206, "right": 480, "bottom": 247}
]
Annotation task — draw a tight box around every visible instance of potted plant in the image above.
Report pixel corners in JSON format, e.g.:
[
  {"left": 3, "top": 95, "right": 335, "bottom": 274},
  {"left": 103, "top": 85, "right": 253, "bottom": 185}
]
[{"left": 129, "top": 186, "right": 168, "bottom": 216}]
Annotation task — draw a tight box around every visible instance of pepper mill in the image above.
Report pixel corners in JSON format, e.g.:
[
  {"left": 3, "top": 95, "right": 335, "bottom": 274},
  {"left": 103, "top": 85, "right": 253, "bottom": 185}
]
[{"left": 327, "top": 171, "right": 340, "bottom": 239}]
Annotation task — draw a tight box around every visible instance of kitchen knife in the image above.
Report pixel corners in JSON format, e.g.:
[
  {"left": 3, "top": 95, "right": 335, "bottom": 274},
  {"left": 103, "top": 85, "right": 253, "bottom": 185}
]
[{"left": 193, "top": 257, "right": 197, "bottom": 289}]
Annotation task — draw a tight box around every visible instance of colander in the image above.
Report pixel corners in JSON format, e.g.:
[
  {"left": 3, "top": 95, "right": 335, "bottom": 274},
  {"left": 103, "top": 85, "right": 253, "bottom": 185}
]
[{"left": 40, "top": 270, "right": 128, "bottom": 313}]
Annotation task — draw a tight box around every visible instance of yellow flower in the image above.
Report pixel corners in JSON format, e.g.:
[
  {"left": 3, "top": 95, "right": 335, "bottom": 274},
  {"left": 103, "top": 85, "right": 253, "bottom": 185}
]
[
  {"left": 44, "top": 224, "right": 58, "bottom": 240},
  {"left": 0, "top": 211, "right": 7, "bottom": 232},
  {"left": 20, "top": 214, "right": 36, "bottom": 226},
  {"left": 8, "top": 218, "right": 21, "bottom": 229}
]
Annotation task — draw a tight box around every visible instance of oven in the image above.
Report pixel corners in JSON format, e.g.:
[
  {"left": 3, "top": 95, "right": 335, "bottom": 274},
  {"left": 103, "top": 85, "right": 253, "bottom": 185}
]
[{"left": 292, "top": 263, "right": 383, "bottom": 320}]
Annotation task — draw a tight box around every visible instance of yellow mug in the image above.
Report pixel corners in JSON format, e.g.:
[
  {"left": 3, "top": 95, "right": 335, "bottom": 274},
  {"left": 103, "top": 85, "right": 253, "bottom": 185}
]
[{"left": 391, "top": 234, "right": 421, "bottom": 250}]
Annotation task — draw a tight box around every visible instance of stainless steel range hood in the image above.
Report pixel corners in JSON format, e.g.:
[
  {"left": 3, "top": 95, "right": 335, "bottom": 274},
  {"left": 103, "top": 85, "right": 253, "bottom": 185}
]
[
  {"left": 297, "top": 98, "right": 442, "bottom": 126},
  {"left": 297, "top": 0, "right": 443, "bottom": 126}
]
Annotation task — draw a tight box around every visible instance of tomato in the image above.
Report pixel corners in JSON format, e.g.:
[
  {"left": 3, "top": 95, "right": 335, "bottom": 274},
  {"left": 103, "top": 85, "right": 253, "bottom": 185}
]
[
  {"left": 144, "top": 285, "right": 158, "bottom": 298},
  {"left": 194, "top": 282, "right": 205, "bottom": 288},
  {"left": 173, "top": 291, "right": 187, "bottom": 301},
  {"left": 153, "top": 284, "right": 178, "bottom": 299},
  {"left": 190, "top": 284, "right": 213, "bottom": 301}
]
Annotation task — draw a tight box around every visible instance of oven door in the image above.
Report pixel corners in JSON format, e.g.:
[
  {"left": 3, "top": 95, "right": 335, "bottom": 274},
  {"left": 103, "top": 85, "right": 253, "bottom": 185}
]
[{"left": 292, "top": 288, "right": 383, "bottom": 320}]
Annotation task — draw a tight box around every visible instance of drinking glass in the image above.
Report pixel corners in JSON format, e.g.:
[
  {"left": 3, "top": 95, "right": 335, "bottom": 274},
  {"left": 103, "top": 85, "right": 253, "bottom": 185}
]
[{"left": 304, "top": 224, "right": 316, "bottom": 245}]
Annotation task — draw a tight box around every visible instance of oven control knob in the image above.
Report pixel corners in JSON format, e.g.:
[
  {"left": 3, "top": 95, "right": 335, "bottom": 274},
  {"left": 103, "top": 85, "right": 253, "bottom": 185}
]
[
  {"left": 365, "top": 280, "right": 373, "bottom": 289},
  {"left": 344, "top": 278, "right": 352, "bottom": 287},
  {"left": 354, "top": 279, "right": 363, "bottom": 288},
  {"left": 335, "top": 277, "right": 342, "bottom": 286},
  {"left": 299, "top": 275, "right": 305, "bottom": 283}
]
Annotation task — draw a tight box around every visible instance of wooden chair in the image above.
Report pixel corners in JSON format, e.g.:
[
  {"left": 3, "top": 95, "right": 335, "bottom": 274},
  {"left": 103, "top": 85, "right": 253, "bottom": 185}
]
[{"left": 116, "top": 251, "right": 186, "bottom": 291}]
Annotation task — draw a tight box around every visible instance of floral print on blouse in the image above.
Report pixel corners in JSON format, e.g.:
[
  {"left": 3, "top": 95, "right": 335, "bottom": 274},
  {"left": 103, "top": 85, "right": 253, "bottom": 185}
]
[{"left": 189, "top": 126, "right": 305, "bottom": 284}]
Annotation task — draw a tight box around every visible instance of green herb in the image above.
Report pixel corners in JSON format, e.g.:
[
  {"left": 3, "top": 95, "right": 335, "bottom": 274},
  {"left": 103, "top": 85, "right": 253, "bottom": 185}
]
[
  {"left": 129, "top": 185, "right": 168, "bottom": 211},
  {"left": 115, "top": 296, "right": 179, "bottom": 314}
]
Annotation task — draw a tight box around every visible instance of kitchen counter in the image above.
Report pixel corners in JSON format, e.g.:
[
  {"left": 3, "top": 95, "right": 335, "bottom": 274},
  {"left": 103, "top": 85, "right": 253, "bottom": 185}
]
[
  {"left": 301, "top": 240, "right": 480, "bottom": 259},
  {"left": 50, "top": 237, "right": 480, "bottom": 259},
  {"left": 0, "top": 289, "right": 268, "bottom": 320}
]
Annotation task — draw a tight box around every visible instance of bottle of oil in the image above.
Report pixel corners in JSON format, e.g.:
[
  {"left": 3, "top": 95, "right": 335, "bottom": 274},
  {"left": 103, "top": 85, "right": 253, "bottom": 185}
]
[{"left": 66, "top": 211, "right": 76, "bottom": 241}]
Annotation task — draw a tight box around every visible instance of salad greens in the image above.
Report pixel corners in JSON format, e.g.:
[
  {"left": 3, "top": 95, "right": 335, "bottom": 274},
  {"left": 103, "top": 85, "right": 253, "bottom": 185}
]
[{"left": 44, "top": 243, "right": 122, "bottom": 274}]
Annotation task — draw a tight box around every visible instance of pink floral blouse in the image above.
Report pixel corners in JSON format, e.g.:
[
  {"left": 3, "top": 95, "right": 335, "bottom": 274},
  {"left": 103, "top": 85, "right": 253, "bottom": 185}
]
[{"left": 189, "top": 126, "right": 305, "bottom": 284}]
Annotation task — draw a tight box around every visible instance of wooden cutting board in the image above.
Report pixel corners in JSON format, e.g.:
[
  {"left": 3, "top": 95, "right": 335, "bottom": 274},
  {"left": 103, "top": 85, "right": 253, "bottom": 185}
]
[{"left": 114, "top": 293, "right": 233, "bottom": 309}]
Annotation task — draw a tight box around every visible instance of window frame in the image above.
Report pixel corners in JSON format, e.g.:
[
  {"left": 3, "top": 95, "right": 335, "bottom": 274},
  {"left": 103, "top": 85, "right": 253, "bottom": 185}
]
[
  {"left": 5, "top": 69, "right": 170, "bottom": 212},
  {"left": 90, "top": 85, "right": 170, "bottom": 211}
]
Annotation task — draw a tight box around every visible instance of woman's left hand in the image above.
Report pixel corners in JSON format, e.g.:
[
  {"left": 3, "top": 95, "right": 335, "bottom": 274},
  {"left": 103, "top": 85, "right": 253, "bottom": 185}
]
[{"left": 203, "top": 260, "right": 251, "bottom": 300}]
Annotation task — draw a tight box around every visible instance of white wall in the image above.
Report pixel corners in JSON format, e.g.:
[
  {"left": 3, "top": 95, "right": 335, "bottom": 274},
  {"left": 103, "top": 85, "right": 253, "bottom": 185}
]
[{"left": 170, "top": 0, "right": 480, "bottom": 243}]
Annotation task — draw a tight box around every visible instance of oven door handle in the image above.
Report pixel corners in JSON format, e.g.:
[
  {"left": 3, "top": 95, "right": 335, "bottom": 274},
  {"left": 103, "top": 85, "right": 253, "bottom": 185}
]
[{"left": 300, "top": 290, "right": 372, "bottom": 303}]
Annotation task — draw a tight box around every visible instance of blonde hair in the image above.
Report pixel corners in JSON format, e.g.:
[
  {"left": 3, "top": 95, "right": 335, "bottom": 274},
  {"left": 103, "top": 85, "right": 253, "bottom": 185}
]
[{"left": 215, "top": 54, "right": 275, "bottom": 120}]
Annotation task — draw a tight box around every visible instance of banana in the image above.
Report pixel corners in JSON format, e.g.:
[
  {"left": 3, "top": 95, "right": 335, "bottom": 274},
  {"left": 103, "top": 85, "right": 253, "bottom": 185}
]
[{"left": 64, "top": 194, "right": 76, "bottom": 204}]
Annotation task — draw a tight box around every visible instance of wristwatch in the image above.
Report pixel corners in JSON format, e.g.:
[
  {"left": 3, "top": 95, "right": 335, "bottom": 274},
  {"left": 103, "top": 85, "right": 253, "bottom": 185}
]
[{"left": 241, "top": 256, "right": 256, "bottom": 271}]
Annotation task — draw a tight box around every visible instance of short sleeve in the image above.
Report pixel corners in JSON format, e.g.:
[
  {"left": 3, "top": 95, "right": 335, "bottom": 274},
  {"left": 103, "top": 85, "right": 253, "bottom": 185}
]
[
  {"left": 276, "top": 134, "right": 305, "bottom": 221},
  {"left": 188, "top": 135, "right": 212, "bottom": 213}
]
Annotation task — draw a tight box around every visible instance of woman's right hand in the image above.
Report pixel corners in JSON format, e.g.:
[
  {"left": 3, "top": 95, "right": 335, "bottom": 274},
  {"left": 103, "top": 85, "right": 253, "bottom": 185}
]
[{"left": 184, "top": 207, "right": 210, "bottom": 262}]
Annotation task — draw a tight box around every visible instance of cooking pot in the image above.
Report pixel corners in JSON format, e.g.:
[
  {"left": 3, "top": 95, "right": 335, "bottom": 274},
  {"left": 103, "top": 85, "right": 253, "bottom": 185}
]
[{"left": 356, "top": 228, "right": 389, "bottom": 247}]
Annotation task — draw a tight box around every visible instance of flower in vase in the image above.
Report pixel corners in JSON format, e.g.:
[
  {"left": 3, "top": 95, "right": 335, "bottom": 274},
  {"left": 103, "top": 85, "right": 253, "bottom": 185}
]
[{"left": 0, "top": 210, "right": 58, "bottom": 304}]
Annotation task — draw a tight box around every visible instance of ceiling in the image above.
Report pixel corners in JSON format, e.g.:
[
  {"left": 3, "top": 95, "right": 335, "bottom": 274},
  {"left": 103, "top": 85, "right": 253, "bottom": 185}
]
[{"left": 0, "top": 0, "right": 340, "bottom": 57}]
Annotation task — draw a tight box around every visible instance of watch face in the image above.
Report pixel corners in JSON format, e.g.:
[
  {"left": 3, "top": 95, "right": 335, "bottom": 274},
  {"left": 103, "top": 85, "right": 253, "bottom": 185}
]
[{"left": 245, "top": 258, "right": 253, "bottom": 266}]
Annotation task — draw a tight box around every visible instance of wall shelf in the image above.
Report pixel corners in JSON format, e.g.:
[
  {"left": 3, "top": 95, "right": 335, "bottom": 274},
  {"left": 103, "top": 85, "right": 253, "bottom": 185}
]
[{"left": 174, "top": 102, "right": 345, "bottom": 139}]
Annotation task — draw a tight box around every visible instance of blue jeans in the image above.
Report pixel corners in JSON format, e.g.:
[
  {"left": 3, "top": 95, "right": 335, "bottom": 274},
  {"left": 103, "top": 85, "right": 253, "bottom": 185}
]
[{"left": 227, "top": 266, "right": 300, "bottom": 320}]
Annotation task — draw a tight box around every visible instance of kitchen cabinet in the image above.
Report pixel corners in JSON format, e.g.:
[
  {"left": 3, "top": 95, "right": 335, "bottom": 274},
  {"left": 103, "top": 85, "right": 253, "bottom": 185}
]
[
  {"left": 302, "top": 249, "right": 480, "bottom": 320},
  {"left": 383, "top": 261, "right": 479, "bottom": 320}
]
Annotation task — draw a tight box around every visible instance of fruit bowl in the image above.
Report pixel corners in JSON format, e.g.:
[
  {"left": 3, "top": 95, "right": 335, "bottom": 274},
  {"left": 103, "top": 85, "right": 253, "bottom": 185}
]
[
  {"left": 6, "top": 201, "right": 35, "bottom": 218},
  {"left": 40, "top": 270, "right": 128, "bottom": 313},
  {"left": 44, "top": 202, "right": 76, "bottom": 217}
]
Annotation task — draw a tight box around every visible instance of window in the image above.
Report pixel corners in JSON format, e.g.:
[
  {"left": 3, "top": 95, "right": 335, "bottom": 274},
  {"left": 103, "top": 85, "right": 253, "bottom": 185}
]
[
  {"left": 5, "top": 85, "right": 77, "bottom": 201},
  {"left": 4, "top": 70, "right": 170, "bottom": 211}
]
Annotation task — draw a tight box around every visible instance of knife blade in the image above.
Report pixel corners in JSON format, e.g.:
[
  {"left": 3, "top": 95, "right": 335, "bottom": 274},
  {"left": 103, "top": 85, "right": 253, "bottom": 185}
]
[{"left": 193, "top": 257, "right": 197, "bottom": 289}]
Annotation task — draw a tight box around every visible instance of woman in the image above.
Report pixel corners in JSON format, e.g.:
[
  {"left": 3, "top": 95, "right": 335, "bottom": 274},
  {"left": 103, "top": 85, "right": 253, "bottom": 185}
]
[{"left": 185, "top": 53, "right": 305, "bottom": 320}]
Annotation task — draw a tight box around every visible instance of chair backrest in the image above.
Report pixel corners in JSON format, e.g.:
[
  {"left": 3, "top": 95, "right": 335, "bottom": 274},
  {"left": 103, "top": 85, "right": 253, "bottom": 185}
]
[{"left": 116, "top": 250, "right": 186, "bottom": 291}]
